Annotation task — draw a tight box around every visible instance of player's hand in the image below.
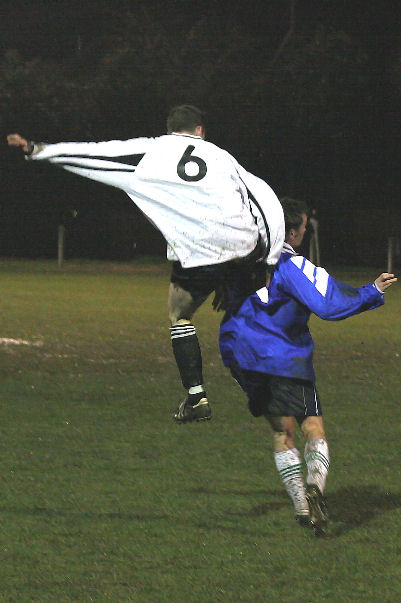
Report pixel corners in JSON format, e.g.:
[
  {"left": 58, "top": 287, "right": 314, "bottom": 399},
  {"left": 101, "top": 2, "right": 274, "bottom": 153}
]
[
  {"left": 7, "top": 134, "right": 29, "bottom": 153},
  {"left": 212, "top": 283, "right": 228, "bottom": 312},
  {"left": 374, "top": 273, "right": 397, "bottom": 292}
]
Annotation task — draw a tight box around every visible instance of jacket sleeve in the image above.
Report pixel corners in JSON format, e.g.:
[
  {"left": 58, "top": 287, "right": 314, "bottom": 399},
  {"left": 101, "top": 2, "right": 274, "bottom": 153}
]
[
  {"left": 279, "top": 255, "right": 384, "bottom": 320},
  {"left": 26, "top": 138, "right": 155, "bottom": 191}
]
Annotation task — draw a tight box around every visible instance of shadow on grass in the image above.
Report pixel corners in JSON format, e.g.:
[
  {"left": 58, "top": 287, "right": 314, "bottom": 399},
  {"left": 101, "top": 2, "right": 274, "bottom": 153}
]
[
  {"left": 188, "top": 486, "right": 286, "bottom": 516},
  {"left": 327, "top": 485, "right": 401, "bottom": 536},
  {"left": 2, "top": 486, "right": 398, "bottom": 538},
  {"left": 188, "top": 484, "right": 401, "bottom": 537}
]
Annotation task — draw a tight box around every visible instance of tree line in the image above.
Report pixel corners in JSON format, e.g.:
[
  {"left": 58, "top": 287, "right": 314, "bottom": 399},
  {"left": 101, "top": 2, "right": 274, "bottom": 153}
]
[{"left": 0, "top": 2, "right": 398, "bottom": 262}]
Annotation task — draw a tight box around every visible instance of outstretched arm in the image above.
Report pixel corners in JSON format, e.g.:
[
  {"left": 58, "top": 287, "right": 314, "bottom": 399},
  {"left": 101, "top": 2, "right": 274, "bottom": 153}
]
[
  {"left": 6, "top": 132, "right": 155, "bottom": 191},
  {"left": 7, "top": 133, "right": 153, "bottom": 159},
  {"left": 374, "top": 273, "right": 397, "bottom": 292},
  {"left": 7, "top": 134, "right": 30, "bottom": 153},
  {"left": 279, "top": 256, "right": 393, "bottom": 320}
]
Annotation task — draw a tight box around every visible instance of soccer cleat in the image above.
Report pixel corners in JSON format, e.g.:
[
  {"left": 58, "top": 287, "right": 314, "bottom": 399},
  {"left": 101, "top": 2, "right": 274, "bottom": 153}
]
[
  {"left": 306, "top": 484, "right": 328, "bottom": 537},
  {"left": 173, "top": 395, "right": 212, "bottom": 423},
  {"left": 295, "top": 513, "right": 313, "bottom": 528}
]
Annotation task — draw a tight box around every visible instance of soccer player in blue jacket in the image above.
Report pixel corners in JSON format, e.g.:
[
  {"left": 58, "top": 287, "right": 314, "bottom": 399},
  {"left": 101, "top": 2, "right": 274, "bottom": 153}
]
[{"left": 219, "top": 198, "right": 397, "bottom": 535}]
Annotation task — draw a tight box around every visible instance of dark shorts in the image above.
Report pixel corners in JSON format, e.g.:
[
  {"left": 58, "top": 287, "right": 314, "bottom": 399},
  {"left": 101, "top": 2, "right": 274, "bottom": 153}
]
[
  {"left": 170, "top": 260, "right": 234, "bottom": 299},
  {"left": 231, "top": 367, "right": 322, "bottom": 418},
  {"left": 170, "top": 238, "right": 266, "bottom": 300}
]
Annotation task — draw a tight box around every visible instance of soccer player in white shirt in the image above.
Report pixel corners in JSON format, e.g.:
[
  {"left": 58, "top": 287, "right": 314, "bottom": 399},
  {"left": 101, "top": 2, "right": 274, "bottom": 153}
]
[{"left": 7, "top": 105, "right": 284, "bottom": 423}]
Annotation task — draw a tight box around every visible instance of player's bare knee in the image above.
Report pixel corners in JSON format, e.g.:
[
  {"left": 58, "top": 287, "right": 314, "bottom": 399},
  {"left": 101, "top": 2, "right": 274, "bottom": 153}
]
[
  {"left": 273, "top": 431, "right": 292, "bottom": 452},
  {"left": 168, "top": 298, "right": 193, "bottom": 325},
  {"left": 169, "top": 305, "right": 191, "bottom": 324},
  {"left": 300, "top": 416, "right": 326, "bottom": 441},
  {"left": 168, "top": 283, "right": 198, "bottom": 325},
  {"left": 170, "top": 317, "right": 192, "bottom": 328}
]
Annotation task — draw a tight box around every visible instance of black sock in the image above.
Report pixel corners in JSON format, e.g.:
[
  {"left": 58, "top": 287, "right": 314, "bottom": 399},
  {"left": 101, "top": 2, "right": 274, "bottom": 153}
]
[{"left": 170, "top": 323, "right": 204, "bottom": 392}]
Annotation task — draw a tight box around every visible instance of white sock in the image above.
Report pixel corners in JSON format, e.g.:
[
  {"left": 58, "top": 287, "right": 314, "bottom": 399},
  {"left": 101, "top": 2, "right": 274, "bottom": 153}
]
[
  {"left": 304, "top": 438, "right": 330, "bottom": 494},
  {"left": 274, "top": 448, "right": 309, "bottom": 515}
]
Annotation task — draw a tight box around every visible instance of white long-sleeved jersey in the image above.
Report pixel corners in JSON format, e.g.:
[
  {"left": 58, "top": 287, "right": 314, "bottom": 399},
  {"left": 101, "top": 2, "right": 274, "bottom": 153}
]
[{"left": 28, "top": 133, "right": 284, "bottom": 268}]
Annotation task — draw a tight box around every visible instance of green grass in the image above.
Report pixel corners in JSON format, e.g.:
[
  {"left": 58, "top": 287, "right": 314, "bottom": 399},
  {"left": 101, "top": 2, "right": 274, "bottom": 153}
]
[{"left": 0, "top": 258, "right": 400, "bottom": 602}]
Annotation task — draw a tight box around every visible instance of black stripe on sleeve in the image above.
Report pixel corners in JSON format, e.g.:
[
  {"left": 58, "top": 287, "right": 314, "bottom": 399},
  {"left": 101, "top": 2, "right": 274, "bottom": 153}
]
[
  {"left": 246, "top": 187, "right": 271, "bottom": 260},
  {"left": 49, "top": 153, "right": 144, "bottom": 166},
  {"left": 61, "top": 162, "right": 137, "bottom": 172}
]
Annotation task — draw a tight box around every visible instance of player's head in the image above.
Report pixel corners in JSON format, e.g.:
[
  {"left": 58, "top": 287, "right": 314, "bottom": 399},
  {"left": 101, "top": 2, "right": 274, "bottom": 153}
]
[
  {"left": 167, "top": 105, "right": 205, "bottom": 138},
  {"left": 280, "top": 197, "right": 309, "bottom": 248}
]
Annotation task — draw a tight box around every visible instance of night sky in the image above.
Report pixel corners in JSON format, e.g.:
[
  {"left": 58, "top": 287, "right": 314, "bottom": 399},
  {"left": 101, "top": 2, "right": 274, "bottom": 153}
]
[{"left": 0, "top": 0, "right": 399, "bottom": 264}]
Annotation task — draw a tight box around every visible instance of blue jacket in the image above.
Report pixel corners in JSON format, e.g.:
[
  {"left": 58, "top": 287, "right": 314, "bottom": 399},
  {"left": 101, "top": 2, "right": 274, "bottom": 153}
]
[{"left": 219, "top": 243, "right": 384, "bottom": 382}]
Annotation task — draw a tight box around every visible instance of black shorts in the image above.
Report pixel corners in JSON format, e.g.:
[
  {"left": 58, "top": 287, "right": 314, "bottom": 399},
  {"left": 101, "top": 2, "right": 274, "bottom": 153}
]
[
  {"left": 170, "top": 238, "right": 266, "bottom": 300},
  {"left": 231, "top": 367, "right": 322, "bottom": 418}
]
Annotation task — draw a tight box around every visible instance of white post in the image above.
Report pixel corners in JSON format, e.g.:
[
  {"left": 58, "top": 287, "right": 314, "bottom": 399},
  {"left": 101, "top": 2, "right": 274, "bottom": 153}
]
[
  {"left": 58, "top": 225, "right": 65, "bottom": 269},
  {"left": 387, "top": 236, "right": 394, "bottom": 274},
  {"left": 309, "top": 216, "right": 320, "bottom": 266}
]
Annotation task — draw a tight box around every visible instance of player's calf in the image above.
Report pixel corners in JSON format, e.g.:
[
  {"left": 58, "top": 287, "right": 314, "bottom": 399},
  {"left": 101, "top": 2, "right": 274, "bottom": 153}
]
[{"left": 274, "top": 447, "right": 310, "bottom": 519}]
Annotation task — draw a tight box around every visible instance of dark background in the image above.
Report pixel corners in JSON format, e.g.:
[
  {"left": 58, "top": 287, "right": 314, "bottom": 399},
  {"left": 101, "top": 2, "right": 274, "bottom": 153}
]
[{"left": 0, "top": 0, "right": 399, "bottom": 265}]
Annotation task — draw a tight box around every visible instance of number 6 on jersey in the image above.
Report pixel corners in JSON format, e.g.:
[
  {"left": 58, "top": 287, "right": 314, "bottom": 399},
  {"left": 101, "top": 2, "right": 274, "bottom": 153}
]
[{"left": 177, "top": 145, "right": 207, "bottom": 182}]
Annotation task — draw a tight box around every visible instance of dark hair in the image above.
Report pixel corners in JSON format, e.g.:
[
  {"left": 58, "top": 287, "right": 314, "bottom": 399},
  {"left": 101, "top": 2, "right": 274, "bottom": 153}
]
[
  {"left": 167, "top": 105, "right": 205, "bottom": 134},
  {"left": 280, "top": 197, "right": 309, "bottom": 234}
]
